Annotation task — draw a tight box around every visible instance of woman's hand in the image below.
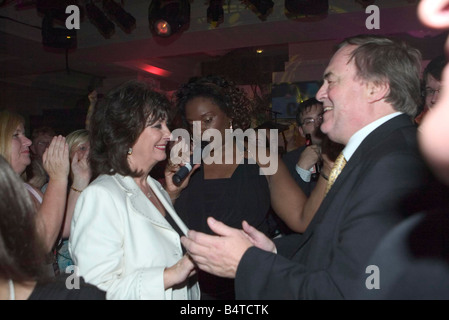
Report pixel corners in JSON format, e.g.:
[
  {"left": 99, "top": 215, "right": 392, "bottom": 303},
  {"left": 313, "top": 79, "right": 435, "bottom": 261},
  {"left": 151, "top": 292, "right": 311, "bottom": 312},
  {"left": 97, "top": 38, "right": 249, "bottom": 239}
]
[
  {"left": 42, "top": 135, "right": 69, "bottom": 183},
  {"left": 71, "top": 146, "right": 91, "bottom": 190},
  {"left": 164, "top": 139, "right": 199, "bottom": 201},
  {"left": 163, "top": 254, "right": 197, "bottom": 289}
]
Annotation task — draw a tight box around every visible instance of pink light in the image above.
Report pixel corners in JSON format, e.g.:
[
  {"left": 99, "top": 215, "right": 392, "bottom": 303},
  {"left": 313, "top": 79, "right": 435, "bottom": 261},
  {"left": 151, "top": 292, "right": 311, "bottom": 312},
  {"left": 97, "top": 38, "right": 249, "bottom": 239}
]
[{"left": 138, "top": 63, "right": 172, "bottom": 77}]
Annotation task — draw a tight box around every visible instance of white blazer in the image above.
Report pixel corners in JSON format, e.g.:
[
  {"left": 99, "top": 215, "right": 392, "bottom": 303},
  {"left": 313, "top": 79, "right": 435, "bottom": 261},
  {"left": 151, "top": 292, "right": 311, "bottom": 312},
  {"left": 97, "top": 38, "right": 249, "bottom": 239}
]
[{"left": 69, "top": 173, "right": 200, "bottom": 300}]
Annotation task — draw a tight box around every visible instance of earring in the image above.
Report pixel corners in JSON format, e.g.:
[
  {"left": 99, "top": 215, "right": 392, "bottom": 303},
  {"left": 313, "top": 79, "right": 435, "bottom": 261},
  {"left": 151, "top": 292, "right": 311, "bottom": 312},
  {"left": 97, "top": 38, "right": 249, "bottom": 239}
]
[
  {"left": 229, "top": 120, "right": 233, "bottom": 131},
  {"left": 127, "top": 147, "right": 133, "bottom": 155}
]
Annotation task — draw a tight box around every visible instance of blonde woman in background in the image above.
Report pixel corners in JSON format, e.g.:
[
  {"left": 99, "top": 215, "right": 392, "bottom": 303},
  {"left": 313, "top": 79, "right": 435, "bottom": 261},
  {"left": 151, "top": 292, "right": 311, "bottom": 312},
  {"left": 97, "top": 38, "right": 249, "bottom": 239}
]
[{"left": 56, "top": 129, "right": 91, "bottom": 273}]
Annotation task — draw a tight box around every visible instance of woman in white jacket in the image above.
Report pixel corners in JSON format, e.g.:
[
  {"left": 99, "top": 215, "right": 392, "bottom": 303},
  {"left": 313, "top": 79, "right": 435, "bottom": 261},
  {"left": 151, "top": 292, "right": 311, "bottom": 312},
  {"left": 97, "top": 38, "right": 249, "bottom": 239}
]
[{"left": 69, "top": 80, "right": 200, "bottom": 300}]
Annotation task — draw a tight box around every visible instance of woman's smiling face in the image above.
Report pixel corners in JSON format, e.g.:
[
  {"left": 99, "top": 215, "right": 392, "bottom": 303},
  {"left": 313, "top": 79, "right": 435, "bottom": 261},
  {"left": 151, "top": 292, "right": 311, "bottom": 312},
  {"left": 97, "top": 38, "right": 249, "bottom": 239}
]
[
  {"left": 10, "top": 123, "right": 32, "bottom": 175},
  {"left": 127, "top": 119, "right": 171, "bottom": 173}
]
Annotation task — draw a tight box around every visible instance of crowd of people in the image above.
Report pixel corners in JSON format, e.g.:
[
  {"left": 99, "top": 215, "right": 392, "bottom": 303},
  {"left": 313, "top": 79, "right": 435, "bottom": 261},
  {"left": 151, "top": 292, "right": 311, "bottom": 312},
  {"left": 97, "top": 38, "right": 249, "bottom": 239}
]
[{"left": 1, "top": 0, "right": 449, "bottom": 300}]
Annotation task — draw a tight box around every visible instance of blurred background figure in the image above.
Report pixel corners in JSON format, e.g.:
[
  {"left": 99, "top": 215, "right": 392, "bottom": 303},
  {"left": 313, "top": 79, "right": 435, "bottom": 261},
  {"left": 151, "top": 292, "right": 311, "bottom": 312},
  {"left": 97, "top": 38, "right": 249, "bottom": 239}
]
[
  {"left": 415, "top": 55, "right": 447, "bottom": 125},
  {"left": 0, "top": 110, "right": 69, "bottom": 277},
  {"left": 27, "top": 126, "right": 56, "bottom": 190},
  {"left": 0, "top": 155, "right": 105, "bottom": 300},
  {"left": 56, "top": 129, "right": 91, "bottom": 274}
]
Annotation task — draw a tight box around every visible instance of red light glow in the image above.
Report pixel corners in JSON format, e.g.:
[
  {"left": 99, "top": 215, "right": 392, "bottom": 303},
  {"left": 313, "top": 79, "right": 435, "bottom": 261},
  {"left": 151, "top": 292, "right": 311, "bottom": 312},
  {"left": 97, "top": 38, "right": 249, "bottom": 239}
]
[
  {"left": 139, "top": 63, "right": 172, "bottom": 77},
  {"left": 155, "top": 20, "right": 171, "bottom": 36}
]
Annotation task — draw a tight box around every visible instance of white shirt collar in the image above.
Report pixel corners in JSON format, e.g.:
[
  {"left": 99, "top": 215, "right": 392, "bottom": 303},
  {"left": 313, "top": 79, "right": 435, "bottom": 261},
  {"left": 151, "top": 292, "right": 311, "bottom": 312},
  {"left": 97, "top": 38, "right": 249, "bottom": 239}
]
[{"left": 343, "top": 112, "right": 402, "bottom": 161}]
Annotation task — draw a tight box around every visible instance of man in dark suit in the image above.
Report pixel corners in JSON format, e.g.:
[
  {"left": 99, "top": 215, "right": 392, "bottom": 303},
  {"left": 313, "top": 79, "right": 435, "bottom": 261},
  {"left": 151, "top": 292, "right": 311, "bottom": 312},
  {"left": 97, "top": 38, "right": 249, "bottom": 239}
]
[
  {"left": 352, "top": 0, "right": 449, "bottom": 300},
  {"left": 182, "top": 35, "right": 436, "bottom": 299}
]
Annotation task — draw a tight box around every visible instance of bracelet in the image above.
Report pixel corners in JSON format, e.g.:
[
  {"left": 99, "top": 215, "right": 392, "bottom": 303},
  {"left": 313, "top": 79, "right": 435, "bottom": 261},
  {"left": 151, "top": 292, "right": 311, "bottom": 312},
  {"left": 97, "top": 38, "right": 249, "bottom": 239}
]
[
  {"left": 320, "top": 172, "right": 329, "bottom": 181},
  {"left": 70, "top": 186, "right": 84, "bottom": 193}
]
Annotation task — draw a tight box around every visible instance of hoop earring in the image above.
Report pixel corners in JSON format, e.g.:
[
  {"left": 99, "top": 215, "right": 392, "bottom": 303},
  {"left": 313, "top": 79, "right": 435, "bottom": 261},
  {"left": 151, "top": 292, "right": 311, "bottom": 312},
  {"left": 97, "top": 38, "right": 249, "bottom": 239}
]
[{"left": 127, "top": 147, "right": 133, "bottom": 155}]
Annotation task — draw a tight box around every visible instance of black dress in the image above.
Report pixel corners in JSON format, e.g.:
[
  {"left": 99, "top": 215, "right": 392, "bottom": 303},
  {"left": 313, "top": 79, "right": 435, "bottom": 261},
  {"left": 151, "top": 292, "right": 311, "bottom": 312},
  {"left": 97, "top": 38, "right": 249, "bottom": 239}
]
[{"left": 175, "top": 160, "right": 276, "bottom": 300}]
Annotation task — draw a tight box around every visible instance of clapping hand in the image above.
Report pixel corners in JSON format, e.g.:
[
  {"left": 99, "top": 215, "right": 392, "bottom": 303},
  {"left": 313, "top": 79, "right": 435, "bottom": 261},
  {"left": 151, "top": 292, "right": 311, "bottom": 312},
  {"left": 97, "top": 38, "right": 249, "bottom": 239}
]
[{"left": 42, "top": 135, "right": 69, "bottom": 182}]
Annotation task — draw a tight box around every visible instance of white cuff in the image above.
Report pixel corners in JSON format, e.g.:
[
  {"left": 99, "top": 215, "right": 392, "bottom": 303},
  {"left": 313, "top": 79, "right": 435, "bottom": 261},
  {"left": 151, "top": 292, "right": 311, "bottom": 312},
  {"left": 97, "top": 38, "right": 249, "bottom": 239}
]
[{"left": 295, "top": 165, "right": 311, "bottom": 182}]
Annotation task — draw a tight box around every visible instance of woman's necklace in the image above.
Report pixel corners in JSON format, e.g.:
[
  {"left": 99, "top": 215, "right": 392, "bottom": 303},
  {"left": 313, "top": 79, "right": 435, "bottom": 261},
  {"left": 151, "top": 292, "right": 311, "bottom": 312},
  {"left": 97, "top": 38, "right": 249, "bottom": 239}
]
[{"left": 8, "top": 279, "right": 15, "bottom": 300}]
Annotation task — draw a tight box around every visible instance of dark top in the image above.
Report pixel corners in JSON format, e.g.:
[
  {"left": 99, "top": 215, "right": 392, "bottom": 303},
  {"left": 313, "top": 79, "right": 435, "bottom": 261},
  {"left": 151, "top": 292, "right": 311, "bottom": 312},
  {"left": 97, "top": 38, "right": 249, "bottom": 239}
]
[
  {"left": 28, "top": 274, "right": 106, "bottom": 300},
  {"left": 354, "top": 181, "right": 449, "bottom": 300},
  {"left": 175, "top": 160, "right": 275, "bottom": 300}
]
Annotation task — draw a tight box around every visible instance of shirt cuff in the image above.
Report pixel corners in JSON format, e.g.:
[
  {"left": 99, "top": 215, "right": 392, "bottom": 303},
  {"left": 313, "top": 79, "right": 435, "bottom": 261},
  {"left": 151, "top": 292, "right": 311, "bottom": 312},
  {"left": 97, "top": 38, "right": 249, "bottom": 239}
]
[{"left": 295, "top": 165, "right": 311, "bottom": 182}]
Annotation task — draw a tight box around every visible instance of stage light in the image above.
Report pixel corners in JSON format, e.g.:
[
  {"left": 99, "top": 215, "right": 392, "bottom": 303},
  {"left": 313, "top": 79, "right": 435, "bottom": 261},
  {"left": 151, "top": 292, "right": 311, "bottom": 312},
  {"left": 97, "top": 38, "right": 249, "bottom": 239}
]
[
  {"left": 242, "top": 0, "right": 274, "bottom": 21},
  {"left": 148, "top": 0, "right": 191, "bottom": 37},
  {"left": 102, "top": 0, "right": 136, "bottom": 34},
  {"left": 207, "top": 0, "right": 224, "bottom": 28},
  {"left": 41, "top": 13, "right": 77, "bottom": 49},
  {"left": 284, "top": 0, "right": 328, "bottom": 19},
  {"left": 85, "top": 0, "right": 115, "bottom": 38}
]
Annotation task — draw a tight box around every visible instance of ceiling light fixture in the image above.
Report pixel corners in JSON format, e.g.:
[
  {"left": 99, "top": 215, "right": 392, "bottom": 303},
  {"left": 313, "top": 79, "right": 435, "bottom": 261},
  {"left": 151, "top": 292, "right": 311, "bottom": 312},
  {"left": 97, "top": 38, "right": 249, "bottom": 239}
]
[
  {"left": 241, "top": 0, "right": 274, "bottom": 21},
  {"left": 102, "top": 0, "right": 136, "bottom": 34},
  {"left": 41, "top": 12, "right": 77, "bottom": 49},
  {"left": 284, "top": 0, "right": 329, "bottom": 19},
  {"left": 207, "top": 0, "right": 224, "bottom": 28},
  {"left": 85, "top": 0, "right": 115, "bottom": 38},
  {"left": 148, "top": 0, "right": 191, "bottom": 38}
]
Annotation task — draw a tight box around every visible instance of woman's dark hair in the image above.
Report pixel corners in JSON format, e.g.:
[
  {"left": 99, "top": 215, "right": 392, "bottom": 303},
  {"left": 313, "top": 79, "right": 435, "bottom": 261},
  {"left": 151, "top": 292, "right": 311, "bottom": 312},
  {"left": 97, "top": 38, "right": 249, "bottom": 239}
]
[
  {"left": 88, "top": 80, "right": 171, "bottom": 179},
  {"left": 175, "top": 75, "right": 254, "bottom": 130},
  {"left": 0, "top": 155, "right": 46, "bottom": 282}
]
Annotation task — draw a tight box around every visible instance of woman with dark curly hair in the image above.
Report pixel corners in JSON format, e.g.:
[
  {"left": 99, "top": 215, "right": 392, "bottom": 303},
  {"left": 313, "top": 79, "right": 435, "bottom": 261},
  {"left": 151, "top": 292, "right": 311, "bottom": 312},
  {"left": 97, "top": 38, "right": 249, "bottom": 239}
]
[
  {"left": 69, "top": 80, "right": 200, "bottom": 300},
  {"left": 167, "top": 75, "right": 326, "bottom": 299}
]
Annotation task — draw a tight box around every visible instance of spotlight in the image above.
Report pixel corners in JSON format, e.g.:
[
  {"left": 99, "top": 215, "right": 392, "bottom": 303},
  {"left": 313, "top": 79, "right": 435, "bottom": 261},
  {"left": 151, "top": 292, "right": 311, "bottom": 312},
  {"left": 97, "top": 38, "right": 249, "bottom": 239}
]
[
  {"left": 242, "top": 0, "right": 274, "bottom": 21},
  {"left": 102, "top": 0, "right": 136, "bottom": 34},
  {"left": 41, "top": 12, "right": 77, "bottom": 49},
  {"left": 85, "top": 0, "right": 115, "bottom": 38},
  {"left": 284, "top": 0, "right": 328, "bottom": 19},
  {"left": 148, "top": 0, "right": 190, "bottom": 37},
  {"left": 207, "top": 0, "right": 224, "bottom": 28}
]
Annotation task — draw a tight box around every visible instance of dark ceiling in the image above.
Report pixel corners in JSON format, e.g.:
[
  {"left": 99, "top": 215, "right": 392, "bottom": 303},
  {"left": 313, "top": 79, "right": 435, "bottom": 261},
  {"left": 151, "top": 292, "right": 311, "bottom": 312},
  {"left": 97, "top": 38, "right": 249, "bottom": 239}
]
[{"left": 0, "top": 1, "right": 446, "bottom": 105}]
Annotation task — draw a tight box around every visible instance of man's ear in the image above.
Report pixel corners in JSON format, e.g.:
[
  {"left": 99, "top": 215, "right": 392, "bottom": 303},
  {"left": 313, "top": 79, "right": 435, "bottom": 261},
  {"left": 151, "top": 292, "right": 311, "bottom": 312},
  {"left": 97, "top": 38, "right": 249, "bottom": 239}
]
[
  {"left": 366, "top": 81, "right": 389, "bottom": 103},
  {"left": 297, "top": 126, "right": 306, "bottom": 138}
]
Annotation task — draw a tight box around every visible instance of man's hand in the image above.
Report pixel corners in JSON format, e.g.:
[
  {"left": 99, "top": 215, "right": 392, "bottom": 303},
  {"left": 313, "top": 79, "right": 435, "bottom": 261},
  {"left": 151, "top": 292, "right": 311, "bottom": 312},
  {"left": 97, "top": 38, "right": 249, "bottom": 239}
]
[
  {"left": 181, "top": 217, "right": 253, "bottom": 278},
  {"left": 242, "top": 220, "right": 276, "bottom": 253}
]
